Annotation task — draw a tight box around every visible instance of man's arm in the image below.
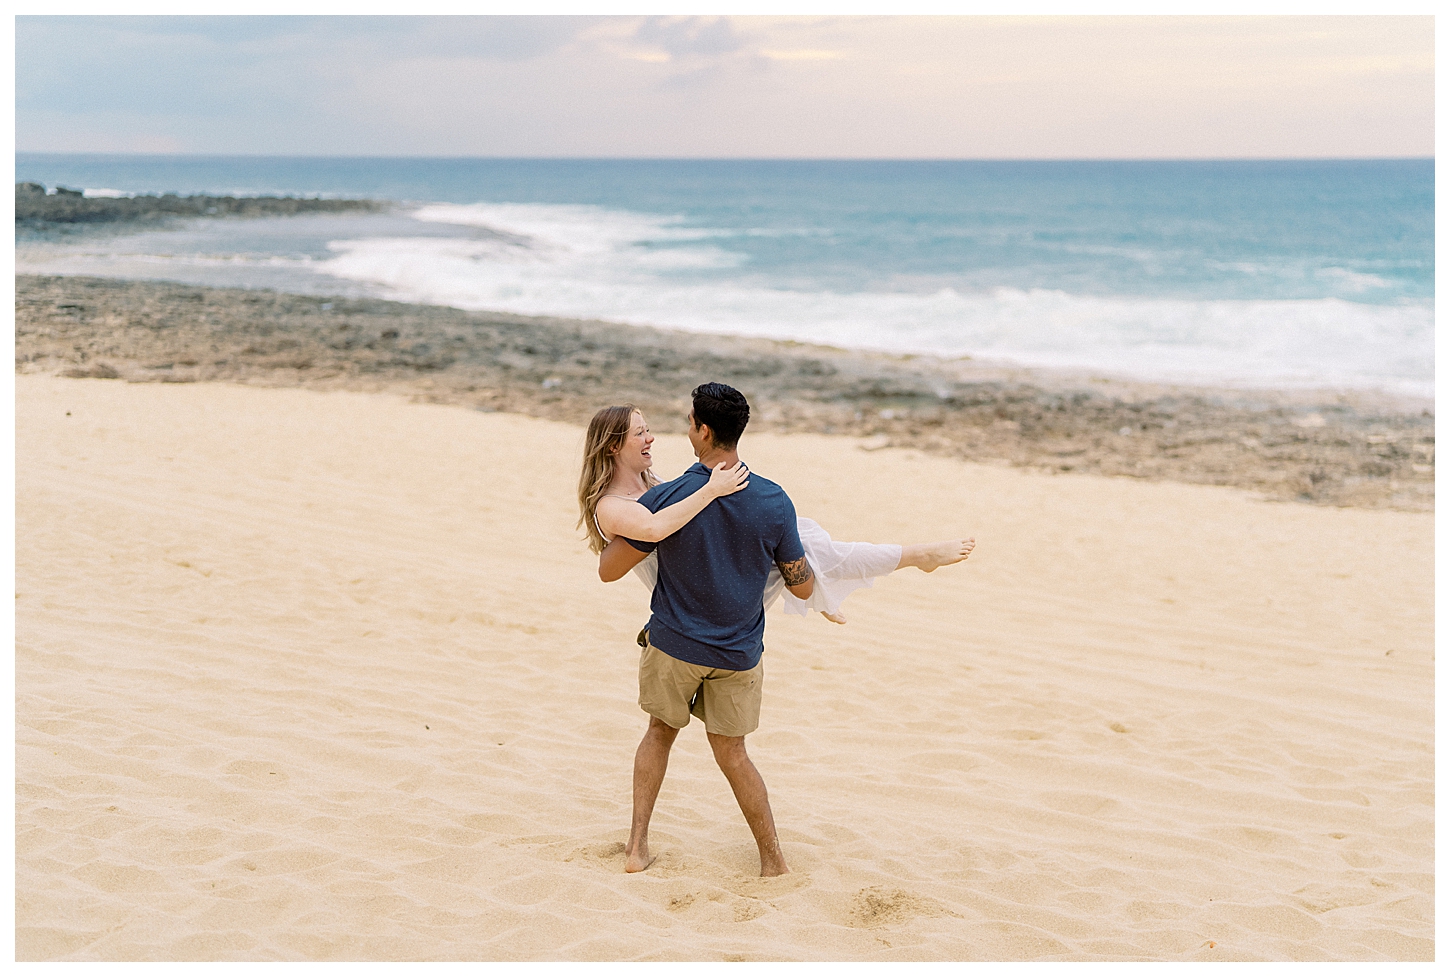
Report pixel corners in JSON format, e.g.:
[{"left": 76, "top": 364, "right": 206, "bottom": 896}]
[
  {"left": 599, "top": 535, "right": 651, "bottom": 582},
  {"left": 777, "top": 555, "right": 814, "bottom": 600}
]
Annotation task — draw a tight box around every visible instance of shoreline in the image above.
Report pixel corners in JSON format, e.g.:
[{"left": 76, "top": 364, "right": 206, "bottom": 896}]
[
  {"left": 15, "top": 273, "right": 1434, "bottom": 511},
  {"left": 15, "top": 182, "right": 386, "bottom": 229}
]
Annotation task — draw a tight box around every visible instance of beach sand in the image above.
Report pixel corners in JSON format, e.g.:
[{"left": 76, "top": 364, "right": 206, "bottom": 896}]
[
  {"left": 16, "top": 275, "right": 1435, "bottom": 512},
  {"left": 15, "top": 374, "right": 1433, "bottom": 961}
]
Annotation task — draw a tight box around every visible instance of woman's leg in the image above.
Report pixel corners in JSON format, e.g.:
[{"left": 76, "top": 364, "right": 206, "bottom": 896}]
[
  {"left": 794, "top": 523, "right": 975, "bottom": 624},
  {"left": 896, "top": 538, "right": 976, "bottom": 572}
]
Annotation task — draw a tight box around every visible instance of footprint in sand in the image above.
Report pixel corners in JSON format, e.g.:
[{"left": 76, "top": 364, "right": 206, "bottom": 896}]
[
  {"left": 734, "top": 899, "right": 769, "bottom": 922},
  {"left": 536, "top": 836, "right": 706, "bottom": 878},
  {"left": 846, "top": 885, "right": 958, "bottom": 928},
  {"left": 724, "top": 872, "right": 811, "bottom": 899},
  {"left": 562, "top": 841, "right": 627, "bottom": 868},
  {"left": 662, "top": 887, "right": 767, "bottom": 922}
]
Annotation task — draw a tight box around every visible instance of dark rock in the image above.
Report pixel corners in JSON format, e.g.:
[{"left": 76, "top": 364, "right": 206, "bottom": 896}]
[
  {"left": 12, "top": 274, "right": 1434, "bottom": 512},
  {"left": 60, "top": 362, "right": 120, "bottom": 379},
  {"left": 15, "top": 184, "right": 386, "bottom": 226}
]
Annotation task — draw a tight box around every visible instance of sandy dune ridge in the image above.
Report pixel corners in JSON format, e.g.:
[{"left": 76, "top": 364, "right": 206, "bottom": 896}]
[{"left": 15, "top": 375, "right": 1432, "bottom": 960}]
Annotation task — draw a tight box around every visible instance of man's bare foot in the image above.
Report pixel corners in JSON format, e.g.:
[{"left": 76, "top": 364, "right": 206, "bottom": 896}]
[
  {"left": 899, "top": 538, "right": 976, "bottom": 573},
  {"left": 760, "top": 855, "right": 790, "bottom": 878},
  {"left": 821, "top": 610, "right": 847, "bottom": 625},
  {"left": 624, "top": 844, "right": 655, "bottom": 873}
]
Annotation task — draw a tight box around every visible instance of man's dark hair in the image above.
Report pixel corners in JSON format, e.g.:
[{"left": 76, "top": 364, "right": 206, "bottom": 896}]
[{"left": 691, "top": 382, "right": 750, "bottom": 448}]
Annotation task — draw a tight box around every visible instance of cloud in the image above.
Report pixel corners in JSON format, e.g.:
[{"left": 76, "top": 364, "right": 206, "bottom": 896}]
[
  {"left": 634, "top": 16, "right": 748, "bottom": 60},
  {"left": 759, "top": 50, "right": 847, "bottom": 61},
  {"left": 13, "top": 15, "right": 1435, "bottom": 159}
]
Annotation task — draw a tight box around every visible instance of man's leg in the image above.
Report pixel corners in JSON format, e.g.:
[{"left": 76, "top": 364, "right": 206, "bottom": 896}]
[
  {"left": 626, "top": 715, "right": 680, "bottom": 873},
  {"left": 707, "top": 732, "right": 789, "bottom": 877}
]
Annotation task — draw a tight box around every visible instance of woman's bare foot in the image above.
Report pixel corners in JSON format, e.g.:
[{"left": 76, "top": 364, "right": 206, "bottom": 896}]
[
  {"left": 821, "top": 610, "right": 847, "bottom": 625},
  {"left": 898, "top": 538, "right": 976, "bottom": 573}
]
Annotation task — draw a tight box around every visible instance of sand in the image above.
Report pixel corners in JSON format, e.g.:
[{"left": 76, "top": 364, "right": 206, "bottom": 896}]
[
  {"left": 14, "top": 374, "right": 1433, "bottom": 961},
  {"left": 16, "top": 274, "right": 1435, "bottom": 512}
]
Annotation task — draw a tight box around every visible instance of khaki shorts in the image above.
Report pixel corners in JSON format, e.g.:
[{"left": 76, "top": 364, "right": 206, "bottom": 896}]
[{"left": 638, "top": 640, "right": 763, "bottom": 738}]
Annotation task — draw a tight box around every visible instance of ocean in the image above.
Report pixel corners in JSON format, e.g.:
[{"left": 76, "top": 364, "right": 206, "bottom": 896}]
[{"left": 14, "top": 154, "right": 1435, "bottom": 397}]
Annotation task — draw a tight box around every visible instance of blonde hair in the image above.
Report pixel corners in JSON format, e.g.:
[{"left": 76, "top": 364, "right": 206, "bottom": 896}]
[{"left": 577, "top": 405, "right": 659, "bottom": 554}]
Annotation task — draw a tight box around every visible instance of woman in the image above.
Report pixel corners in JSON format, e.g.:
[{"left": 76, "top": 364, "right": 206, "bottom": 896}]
[
  {"left": 578, "top": 403, "right": 751, "bottom": 552},
  {"left": 578, "top": 404, "right": 975, "bottom": 623}
]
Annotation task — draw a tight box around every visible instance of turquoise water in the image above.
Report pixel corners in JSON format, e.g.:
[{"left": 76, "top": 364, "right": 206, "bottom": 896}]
[{"left": 15, "top": 154, "right": 1434, "bottom": 395}]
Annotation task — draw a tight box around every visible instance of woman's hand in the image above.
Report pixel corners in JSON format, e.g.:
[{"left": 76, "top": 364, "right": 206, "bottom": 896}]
[
  {"left": 596, "top": 461, "right": 749, "bottom": 545},
  {"left": 706, "top": 461, "right": 750, "bottom": 498}
]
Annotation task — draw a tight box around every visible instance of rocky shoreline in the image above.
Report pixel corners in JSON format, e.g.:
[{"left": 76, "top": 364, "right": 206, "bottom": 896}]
[
  {"left": 16, "top": 182, "right": 385, "bottom": 234},
  {"left": 15, "top": 274, "right": 1433, "bottom": 511}
]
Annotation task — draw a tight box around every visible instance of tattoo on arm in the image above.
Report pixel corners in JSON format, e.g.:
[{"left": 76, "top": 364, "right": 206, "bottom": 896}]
[{"left": 778, "top": 555, "right": 813, "bottom": 587}]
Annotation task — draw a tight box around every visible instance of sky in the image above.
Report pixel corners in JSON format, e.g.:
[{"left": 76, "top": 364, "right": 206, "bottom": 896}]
[{"left": 12, "top": 14, "right": 1436, "bottom": 159}]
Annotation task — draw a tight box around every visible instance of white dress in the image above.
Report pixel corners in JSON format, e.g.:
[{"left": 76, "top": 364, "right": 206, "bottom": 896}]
[{"left": 609, "top": 514, "right": 901, "bottom": 617}]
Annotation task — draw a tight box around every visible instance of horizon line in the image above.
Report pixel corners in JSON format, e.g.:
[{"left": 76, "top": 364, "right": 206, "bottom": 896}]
[{"left": 13, "top": 152, "right": 1435, "bottom": 164}]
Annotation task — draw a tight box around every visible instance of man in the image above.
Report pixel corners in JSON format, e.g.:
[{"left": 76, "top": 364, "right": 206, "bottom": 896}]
[{"left": 598, "top": 382, "right": 813, "bottom": 877}]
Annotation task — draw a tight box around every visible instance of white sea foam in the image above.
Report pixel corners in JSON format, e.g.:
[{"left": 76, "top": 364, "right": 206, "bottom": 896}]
[
  {"left": 1315, "top": 266, "right": 1394, "bottom": 293},
  {"left": 411, "top": 202, "right": 742, "bottom": 271},
  {"left": 17, "top": 198, "right": 1433, "bottom": 398},
  {"left": 304, "top": 205, "right": 1435, "bottom": 398}
]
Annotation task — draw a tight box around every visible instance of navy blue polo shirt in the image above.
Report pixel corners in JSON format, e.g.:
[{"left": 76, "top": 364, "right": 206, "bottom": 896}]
[{"left": 626, "top": 462, "right": 805, "bottom": 671}]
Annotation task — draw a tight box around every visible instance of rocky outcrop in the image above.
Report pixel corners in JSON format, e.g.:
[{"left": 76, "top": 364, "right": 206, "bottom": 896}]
[
  {"left": 14, "top": 274, "right": 1434, "bottom": 511},
  {"left": 16, "top": 183, "right": 386, "bottom": 226}
]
